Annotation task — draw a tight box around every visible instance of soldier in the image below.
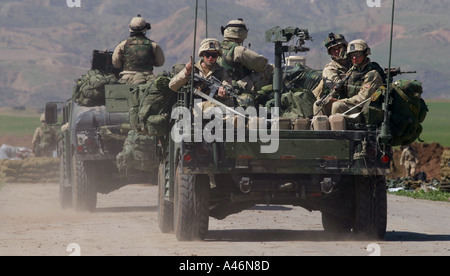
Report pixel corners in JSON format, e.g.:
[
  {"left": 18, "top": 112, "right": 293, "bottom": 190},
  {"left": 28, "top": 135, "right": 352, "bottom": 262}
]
[
  {"left": 218, "top": 19, "right": 271, "bottom": 107},
  {"left": 331, "top": 39, "right": 384, "bottom": 121},
  {"left": 400, "top": 145, "right": 419, "bottom": 178},
  {"left": 32, "top": 114, "right": 57, "bottom": 157},
  {"left": 169, "top": 38, "right": 233, "bottom": 108},
  {"left": 313, "top": 33, "right": 351, "bottom": 116},
  {"left": 112, "top": 14, "right": 165, "bottom": 84}
]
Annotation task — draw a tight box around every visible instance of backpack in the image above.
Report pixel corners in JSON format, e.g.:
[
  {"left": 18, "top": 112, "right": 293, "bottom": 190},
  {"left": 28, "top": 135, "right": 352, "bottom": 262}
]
[
  {"left": 284, "top": 64, "right": 323, "bottom": 92},
  {"left": 116, "top": 130, "right": 158, "bottom": 172},
  {"left": 73, "top": 69, "right": 118, "bottom": 106},
  {"left": 362, "top": 79, "right": 428, "bottom": 146},
  {"left": 129, "top": 75, "right": 176, "bottom": 137},
  {"left": 279, "top": 90, "right": 316, "bottom": 119}
]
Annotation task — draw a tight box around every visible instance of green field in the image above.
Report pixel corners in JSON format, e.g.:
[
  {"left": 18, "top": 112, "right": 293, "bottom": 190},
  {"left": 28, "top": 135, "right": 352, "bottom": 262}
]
[
  {"left": 0, "top": 111, "right": 41, "bottom": 137},
  {"left": 420, "top": 100, "right": 450, "bottom": 147},
  {"left": 0, "top": 100, "right": 449, "bottom": 146}
]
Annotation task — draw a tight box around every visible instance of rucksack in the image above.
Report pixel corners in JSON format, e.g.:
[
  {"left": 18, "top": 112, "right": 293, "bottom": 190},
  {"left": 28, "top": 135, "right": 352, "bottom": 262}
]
[
  {"left": 279, "top": 90, "right": 316, "bottom": 119},
  {"left": 72, "top": 69, "right": 118, "bottom": 106},
  {"left": 116, "top": 130, "right": 158, "bottom": 172},
  {"left": 284, "top": 63, "right": 323, "bottom": 92},
  {"left": 129, "top": 75, "right": 176, "bottom": 137},
  {"left": 362, "top": 79, "right": 428, "bottom": 146}
]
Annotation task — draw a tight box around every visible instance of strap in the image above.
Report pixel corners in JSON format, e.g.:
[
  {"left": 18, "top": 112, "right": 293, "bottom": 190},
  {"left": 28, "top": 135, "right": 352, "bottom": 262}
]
[{"left": 394, "top": 86, "right": 420, "bottom": 117}]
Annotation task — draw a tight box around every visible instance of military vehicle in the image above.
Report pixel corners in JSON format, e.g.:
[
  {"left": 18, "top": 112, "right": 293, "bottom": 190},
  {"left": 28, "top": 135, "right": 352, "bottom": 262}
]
[
  {"left": 157, "top": 26, "right": 400, "bottom": 241},
  {"left": 45, "top": 50, "right": 157, "bottom": 212}
]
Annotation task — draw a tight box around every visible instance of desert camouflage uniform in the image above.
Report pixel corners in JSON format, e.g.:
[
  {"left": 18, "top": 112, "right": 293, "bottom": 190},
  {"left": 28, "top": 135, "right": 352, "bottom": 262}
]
[
  {"left": 112, "top": 15, "right": 165, "bottom": 84},
  {"left": 400, "top": 146, "right": 419, "bottom": 178},
  {"left": 32, "top": 114, "right": 57, "bottom": 157},
  {"left": 169, "top": 59, "right": 233, "bottom": 111},
  {"left": 313, "top": 59, "right": 351, "bottom": 116},
  {"left": 218, "top": 19, "right": 272, "bottom": 107}
]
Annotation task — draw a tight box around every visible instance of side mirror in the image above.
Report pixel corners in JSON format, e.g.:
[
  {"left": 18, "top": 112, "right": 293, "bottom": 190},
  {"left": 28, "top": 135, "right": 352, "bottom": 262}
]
[{"left": 45, "top": 102, "right": 58, "bottom": 124}]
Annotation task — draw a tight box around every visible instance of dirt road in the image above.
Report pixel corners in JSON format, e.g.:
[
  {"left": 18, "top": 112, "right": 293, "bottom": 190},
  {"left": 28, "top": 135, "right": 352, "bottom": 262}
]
[{"left": 0, "top": 183, "right": 449, "bottom": 256}]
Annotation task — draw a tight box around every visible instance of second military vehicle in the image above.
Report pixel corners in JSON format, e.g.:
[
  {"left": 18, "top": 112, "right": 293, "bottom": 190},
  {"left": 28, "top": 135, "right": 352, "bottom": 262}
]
[{"left": 46, "top": 50, "right": 158, "bottom": 212}]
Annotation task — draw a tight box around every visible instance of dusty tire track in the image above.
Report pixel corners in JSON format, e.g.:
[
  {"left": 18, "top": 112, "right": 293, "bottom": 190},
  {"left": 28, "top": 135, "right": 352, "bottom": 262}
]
[{"left": 0, "top": 183, "right": 449, "bottom": 256}]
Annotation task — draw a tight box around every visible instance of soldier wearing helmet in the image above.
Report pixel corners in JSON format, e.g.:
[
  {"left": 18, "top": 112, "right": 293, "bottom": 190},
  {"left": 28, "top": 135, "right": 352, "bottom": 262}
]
[
  {"left": 218, "top": 19, "right": 271, "bottom": 106},
  {"left": 32, "top": 114, "right": 58, "bottom": 157},
  {"left": 112, "top": 15, "right": 165, "bottom": 84},
  {"left": 169, "top": 38, "right": 232, "bottom": 105},
  {"left": 331, "top": 39, "right": 385, "bottom": 121},
  {"left": 313, "top": 33, "right": 351, "bottom": 116}
]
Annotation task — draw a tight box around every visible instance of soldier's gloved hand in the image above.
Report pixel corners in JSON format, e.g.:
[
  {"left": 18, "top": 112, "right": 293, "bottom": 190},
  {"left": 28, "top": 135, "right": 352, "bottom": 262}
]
[
  {"left": 218, "top": 86, "right": 227, "bottom": 98},
  {"left": 184, "top": 62, "right": 193, "bottom": 78}
]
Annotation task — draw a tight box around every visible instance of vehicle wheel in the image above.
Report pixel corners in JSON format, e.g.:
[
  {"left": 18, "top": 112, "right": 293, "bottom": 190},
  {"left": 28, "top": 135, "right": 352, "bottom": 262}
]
[
  {"left": 158, "top": 161, "right": 173, "bottom": 233},
  {"left": 321, "top": 212, "right": 352, "bottom": 233},
  {"left": 72, "top": 156, "right": 97, "bottom": 212},
  {"left": 353, "top": 175, "right": 387, "bottom": 240},
  {"left": 173, "top": 162, "right": 210, "bottom": 241},
  {"left": 59, "top": 154, "right": 72, "bottom": 209}
]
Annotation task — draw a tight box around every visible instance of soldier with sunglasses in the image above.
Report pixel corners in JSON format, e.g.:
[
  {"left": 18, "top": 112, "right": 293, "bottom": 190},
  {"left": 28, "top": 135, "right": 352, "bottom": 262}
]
[{"left": 169, "top": 38, "right": 233, "bottom": 105}]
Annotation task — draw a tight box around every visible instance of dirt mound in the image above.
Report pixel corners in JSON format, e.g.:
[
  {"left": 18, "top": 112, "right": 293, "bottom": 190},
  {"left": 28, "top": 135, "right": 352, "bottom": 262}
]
[
  {"left": 0, "top": 134, "right": 33, "bottom": 149},
  {"left": 390, "top": 142, "right": 446, "bottom": 181}
]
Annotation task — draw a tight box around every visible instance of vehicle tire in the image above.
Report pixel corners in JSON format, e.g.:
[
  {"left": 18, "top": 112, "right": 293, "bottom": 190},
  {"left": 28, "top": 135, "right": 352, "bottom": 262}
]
[
  {"left": 173, "top": 162, "right": 210, "bottom": 241},
  {"left": 59, "top": 154, "right": 72, "bottom": 209},
  {"left": 158, "top": 161, "right": 174, "bottom": 233},
  {"left": 321, "top": 212, "right": 352, "bottom": 233},
  {"left": 353, "top": 175, "right": 387, "bottom": 240},
  {"left": 72, "top": 156, "right": 97, "bottom": 212}
]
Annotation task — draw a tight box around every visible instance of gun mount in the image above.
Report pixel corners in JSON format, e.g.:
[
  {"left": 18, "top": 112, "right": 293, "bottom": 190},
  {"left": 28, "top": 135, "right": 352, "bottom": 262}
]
[{"left": 266, "top": 26, "right": 313, "bottom": 108}]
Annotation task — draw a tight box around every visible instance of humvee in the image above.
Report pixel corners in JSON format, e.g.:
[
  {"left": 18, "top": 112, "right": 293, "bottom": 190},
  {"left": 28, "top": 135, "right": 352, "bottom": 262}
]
[
  {"left": 157, "top": 27, "right": 392, "bottom": 241},
  {"left": 46, "top": 50, "right": 157, "bottom": 212}
]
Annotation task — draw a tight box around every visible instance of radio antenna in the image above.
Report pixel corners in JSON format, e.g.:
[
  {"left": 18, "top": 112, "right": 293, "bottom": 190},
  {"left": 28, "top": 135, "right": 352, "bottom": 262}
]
[
  {"left": 190, "top": 0, "right": 199, "bottom": 107},
  {"left": 379, "top": 0, "right": 396, "bottom": 147}
]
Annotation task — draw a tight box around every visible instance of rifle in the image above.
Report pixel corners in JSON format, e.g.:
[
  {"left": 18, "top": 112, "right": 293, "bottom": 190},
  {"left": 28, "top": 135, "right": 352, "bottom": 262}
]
[
  {"left": 384, "top": 67, "right": 416, "bottom": 77},
  {"left": 314, "top": 66, "right": 355, "bottom": 115},
  {"left": 193, "top": 73, "right": 234, "bottom": 98}
]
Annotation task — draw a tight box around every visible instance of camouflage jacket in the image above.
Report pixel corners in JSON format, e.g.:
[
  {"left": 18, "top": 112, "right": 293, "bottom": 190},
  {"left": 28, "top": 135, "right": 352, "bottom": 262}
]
[
  {"left": 168, "top": 60, "right": 231, "bottom": 92},
  {"left": 218, "top": 39, "right": 268, "bottom": 80},
  {"left": 400, "top": 148, "right": 419, "bottom": 165},
  {"left": 341, "top": 58, "right": 383, "bottom": 106},
  {"left": 112, "top": 35, "right": 165, "bottom": 73}
]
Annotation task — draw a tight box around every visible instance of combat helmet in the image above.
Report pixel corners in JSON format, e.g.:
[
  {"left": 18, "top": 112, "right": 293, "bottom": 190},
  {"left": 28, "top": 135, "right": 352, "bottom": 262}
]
[
  {"left": 129, "top": 14, "right": 151, "bottom": 33},
  {"left": 347, "top": 39, "right": 371, "bottom": 56},
  {"left": 324, "top": 33, "right": 348, "bottom": 55},
  {"left": 198, "top": 38, "right": 223, "bottom": 57},
  {"left": 221, "top": 19, "right": 248, "bottom": 42}
]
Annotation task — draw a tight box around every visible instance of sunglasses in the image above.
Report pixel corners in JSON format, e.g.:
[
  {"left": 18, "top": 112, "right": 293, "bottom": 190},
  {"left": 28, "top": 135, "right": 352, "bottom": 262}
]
[
  {"left": 204, "top": 52, "right": 219, "bottom": 58},
  {"left": 349, "top": 52, "right": 365, "bottom": 58}
]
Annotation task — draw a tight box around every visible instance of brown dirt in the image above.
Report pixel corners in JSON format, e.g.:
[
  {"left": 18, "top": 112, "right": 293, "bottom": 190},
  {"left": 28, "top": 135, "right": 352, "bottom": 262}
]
[
  {"left": 390, "top": 142, "right": 446, "bottom": 181},
  {"left": 0, "top": 134, "right": 33, "bottom": 149}
]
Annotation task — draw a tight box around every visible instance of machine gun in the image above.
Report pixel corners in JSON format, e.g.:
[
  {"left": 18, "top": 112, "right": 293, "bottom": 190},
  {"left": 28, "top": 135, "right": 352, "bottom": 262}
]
[
  {"left": 384, "top": 67, "right": 416, "bottom": 83},
  {"left": 384, "top": 67, "right": 416, "bottom": 77},
  {"left": 314, "top": 66, "right": 356, "bottom": 115},
  {"left": 265, "top": 26, "right": 313, "bottom": 108}
]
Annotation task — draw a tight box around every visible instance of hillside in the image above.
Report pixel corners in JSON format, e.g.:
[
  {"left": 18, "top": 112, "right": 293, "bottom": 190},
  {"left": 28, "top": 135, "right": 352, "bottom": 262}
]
[{"left": 0, "top": 0, "right": 449, "bottom": 108}]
